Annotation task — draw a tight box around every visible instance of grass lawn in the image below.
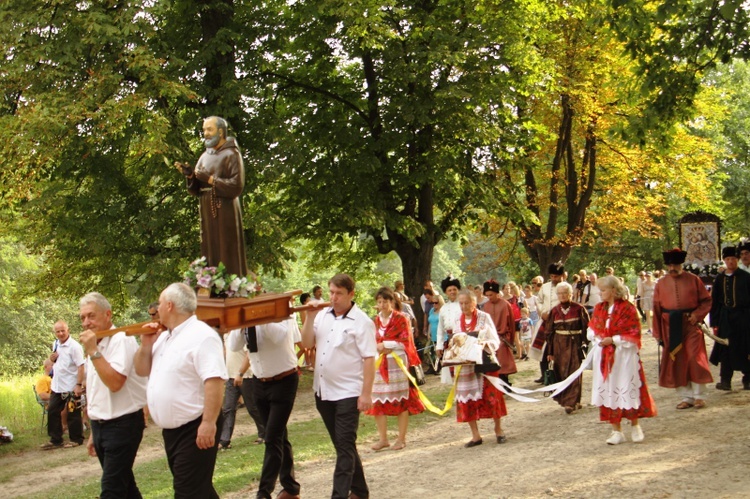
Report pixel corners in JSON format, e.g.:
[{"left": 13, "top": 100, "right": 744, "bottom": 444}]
[{"left": 3, "top": 372, "right": 452, "bottom": 498}]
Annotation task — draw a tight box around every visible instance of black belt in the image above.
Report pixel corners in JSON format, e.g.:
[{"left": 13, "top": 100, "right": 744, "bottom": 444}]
[
  {"left": 94, "top": 408, "right": 144, "bottom": 425},
  {"left": 661, "top": 307, "right": 694, "bottom": 359},
  {"left": 257, "top": 367, "right": 298, "bottom": 382}
]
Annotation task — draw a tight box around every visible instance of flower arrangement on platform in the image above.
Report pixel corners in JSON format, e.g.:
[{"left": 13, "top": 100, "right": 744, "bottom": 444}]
[
  {"left": 683, "top": 261, "right": 723, "bottom": 279},
  {"left": 183, "top": 257, "right": 260, "bottom": 298}
]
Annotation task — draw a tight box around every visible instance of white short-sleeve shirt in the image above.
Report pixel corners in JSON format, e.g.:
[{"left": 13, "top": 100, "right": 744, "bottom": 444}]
[
  {"left": 86, "top": 331, "right": 148, "bottom": 421},
  {"left": 51, "top": 337, "right": 85, "bottom": 393},
  {"left": 313, "top": 304, "right": 377, "bottom": 401},
  {"left": 147, "top": 315, "right": 227, "bottom": 429}
]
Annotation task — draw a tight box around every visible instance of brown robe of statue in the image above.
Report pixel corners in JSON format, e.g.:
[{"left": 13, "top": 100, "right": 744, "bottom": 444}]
[
  {"left": 652, "top": 271, "right": 713, "bottom": 387},
  {"left": 482, "top": 297, "right": 518, "bottom": 376},
  {"left": 187, "top": 137, "right": 249, "bottom": 277}
]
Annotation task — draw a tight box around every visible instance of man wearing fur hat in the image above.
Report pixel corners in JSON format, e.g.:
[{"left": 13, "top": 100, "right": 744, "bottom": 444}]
[
  {"left": 738, "top": 241, "right": 750, "bottom": 272},
  {"left": 709, "top": 246, "right": 750, "bottom": 391},
  {"left": 653, "top": 249, "right": 713, "bottom": 408},
  {"left": 436, "top": 275, "right": 462, "bottom": 383},
  {"left": 482, "top": 280, "right": 517, "bottom": 386}
]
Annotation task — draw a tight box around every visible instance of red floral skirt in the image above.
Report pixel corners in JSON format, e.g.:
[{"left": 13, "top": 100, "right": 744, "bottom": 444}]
[
  {"left": 367, "top": 386, "right": 425, "bottom": 416},
  {"left": 456, "top": 373, "right": 507, "bottom": 422},
  {"left": 599, "top": 362, "right": 657, "bottom": 423}
]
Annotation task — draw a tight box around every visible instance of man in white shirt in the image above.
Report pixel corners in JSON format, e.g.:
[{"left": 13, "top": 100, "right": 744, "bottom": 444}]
[
  {"left": 42, "top": 320, "right": 85, "bottom": 450},
  {"left": 301, "top": 274, "right": 376, "bottom": 499},
  {"left": 435, "top": 276, "right": 462, "bottom": 383},
  {"left": 584, "top": 273, "right": 602, "bottom": 314},
  {"left": 134, "top": 283, "right": 227, "bottom": 498},
  {"left": 227, "top": 315, "right": 302, "bottom": 499},
  {"left": 78, "top": 292, "right": 148, "bottom": 498}
]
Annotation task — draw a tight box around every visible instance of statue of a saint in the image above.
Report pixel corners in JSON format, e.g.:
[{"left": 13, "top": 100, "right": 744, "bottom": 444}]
[{"left": 176, "top": 116, "right": 249, "bottom": 277}]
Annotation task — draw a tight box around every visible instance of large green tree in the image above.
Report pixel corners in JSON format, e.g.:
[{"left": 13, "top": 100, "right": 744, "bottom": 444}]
[{"left": 244, "top": 0, "right": 551, "bottom": 312}]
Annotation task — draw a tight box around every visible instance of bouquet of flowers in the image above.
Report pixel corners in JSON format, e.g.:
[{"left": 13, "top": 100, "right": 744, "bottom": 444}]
[{"left": 183, "top": 257, "right": 261, "bottom": 298}]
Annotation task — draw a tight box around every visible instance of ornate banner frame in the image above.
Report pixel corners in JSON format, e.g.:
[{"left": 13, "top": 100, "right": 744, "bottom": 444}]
[{"left": 678, "top": 212, "right": 721, "bottom": 267}]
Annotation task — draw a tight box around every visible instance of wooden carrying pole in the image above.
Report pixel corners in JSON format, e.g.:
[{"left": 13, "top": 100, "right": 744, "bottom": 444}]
[{"left": 94, "top": 290, "right": 330, "bottom": 339}]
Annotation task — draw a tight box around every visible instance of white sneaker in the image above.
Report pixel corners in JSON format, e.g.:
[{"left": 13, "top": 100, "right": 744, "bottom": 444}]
[
  {"left": 631, "top": 424, "right": 644, "bottom": 443},
  {"left": 606, "top": 431, "right": 626, "bottom": 445}
]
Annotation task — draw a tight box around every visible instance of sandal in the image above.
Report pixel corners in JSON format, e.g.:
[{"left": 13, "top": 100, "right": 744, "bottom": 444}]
[
  {"left": 676, "top": 401, "right": 694, "bottom": 410},
  {"left": 40, "top": 441, "right": 63, "bottom": 450},
  {"left": 63, "top": 441, "right": 81, "bottom": 448},
  {"left": 694, "top": 399, "right": 706, "bottom": 409},
  {"left": 391, "top": 441, "right": 406, "bottom": 451},
  {"left": 371, "top": 441, "right": 390, "bottom": 451}
]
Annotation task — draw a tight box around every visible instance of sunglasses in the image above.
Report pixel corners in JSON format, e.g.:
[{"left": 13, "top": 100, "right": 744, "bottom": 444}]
[{"left": 149, "top": 312, "right": 158, "bottom": 317}]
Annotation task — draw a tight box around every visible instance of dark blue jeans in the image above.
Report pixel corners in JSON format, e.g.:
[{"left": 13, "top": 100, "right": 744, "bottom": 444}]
[
  {"left": 90, "top": 409, "right": 145, "bottom": 499},
  {"left": 315, "top": 395, "right": 369, "bottom": 499},
  {"left": 253, "top": 373, "right": 300, "bottom": 499},
  {"left": 219, "top": 378, "right": 266, "bottom": 446}
]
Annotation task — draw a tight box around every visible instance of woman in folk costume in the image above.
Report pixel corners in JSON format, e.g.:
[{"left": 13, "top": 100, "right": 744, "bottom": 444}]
[
  {"left": 546, "top": 281, "right": 589, "bottom": 414},
  {"left": 588, "top": 276, "right": 657, "bottom": 445},
  {"left": 451, "top": 289, "right": 508, "bottom": 447},
  {"left": 367, "top": 287, "right": 424, "bottom": 451}
]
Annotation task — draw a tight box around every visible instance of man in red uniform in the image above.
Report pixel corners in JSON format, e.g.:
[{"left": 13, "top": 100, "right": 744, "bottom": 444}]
[
  {"left": 481, "top": 280, "right": 517, "bottom": 386},
  {"left": 652, "top": 248, "right": 713, "bottom": 409}
]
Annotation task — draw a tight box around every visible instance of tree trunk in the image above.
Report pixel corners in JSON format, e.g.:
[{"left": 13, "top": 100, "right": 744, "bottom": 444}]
[{"left": 395, "top": 238, "right": 436, "bottom": 336}]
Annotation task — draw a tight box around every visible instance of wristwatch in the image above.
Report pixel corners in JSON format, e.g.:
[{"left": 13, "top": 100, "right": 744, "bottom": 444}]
[{"left": 90, "top": 350, "right": 103, "bottom": 360}]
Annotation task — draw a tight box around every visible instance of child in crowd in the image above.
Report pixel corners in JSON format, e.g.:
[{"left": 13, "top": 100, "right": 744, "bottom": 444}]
[{"left": 518, "top": 307, "right": 533, "bottom": 360}]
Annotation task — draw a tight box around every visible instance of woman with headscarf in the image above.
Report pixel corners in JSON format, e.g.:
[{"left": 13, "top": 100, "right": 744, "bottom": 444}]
[
  {"left": 588, "top": 276, "right": 656, "bottom": 445},
  {"left": 367, "top": 287, "right": 424, "bottom": 451}
]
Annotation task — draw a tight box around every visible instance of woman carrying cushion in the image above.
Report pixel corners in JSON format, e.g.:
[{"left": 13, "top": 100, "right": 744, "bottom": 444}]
[{"left": 449, "top": 289, "right": 507, "bottom": 448}]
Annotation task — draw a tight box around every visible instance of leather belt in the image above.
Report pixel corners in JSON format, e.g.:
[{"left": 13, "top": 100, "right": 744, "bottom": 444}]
[{"left": 258, "top": 367, "right": 299, "bottom": 382}]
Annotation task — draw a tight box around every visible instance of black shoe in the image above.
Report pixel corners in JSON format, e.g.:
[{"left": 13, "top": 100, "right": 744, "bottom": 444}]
[
  {"left": 533, "top": 377, "right": 544, "bottom": 384},
  {"left": 716, "top": 382, "right": 732, "bottom": 391},
  {"left": 464, "top": 438, "right": 483, "bottom": 448},
  {"left": 496, "top": 434, "right": 507, "bottom": 444}
]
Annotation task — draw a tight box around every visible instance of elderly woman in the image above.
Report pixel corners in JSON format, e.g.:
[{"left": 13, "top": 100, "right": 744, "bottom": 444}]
[
  {"left": 546, "top": 282, "right": 589, "bottom": 414},
  {"left": 588, "top": 276, "right": 657, "bottom": 445},
  {"left": 367, "top": 287, "right": 424, "bottom": 451},
  {"left": 448, "top": 289, "right": 507, "bottom": 447}
]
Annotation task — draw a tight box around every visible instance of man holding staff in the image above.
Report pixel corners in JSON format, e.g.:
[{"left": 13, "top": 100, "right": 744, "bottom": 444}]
[
  {"left": 652, "top": 248, "right": 713, "bottom": 408},
  {"left": 79, "top": 292, "right": 148, "bottom": 498}
]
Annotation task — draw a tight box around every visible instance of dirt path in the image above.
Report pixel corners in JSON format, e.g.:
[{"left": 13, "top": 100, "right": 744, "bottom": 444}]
[{"left": 5, "top": 333, "right": 750, "bottom": 498}]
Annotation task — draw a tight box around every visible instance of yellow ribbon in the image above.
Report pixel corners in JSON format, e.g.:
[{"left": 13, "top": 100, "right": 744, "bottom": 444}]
[{"left": 375, "top": 352, "right": 460, "bottom": 416}]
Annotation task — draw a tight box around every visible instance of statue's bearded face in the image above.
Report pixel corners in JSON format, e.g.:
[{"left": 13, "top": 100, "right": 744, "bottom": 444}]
[{"left": 203, "top": 118, "right": 223, "bottom": 148}]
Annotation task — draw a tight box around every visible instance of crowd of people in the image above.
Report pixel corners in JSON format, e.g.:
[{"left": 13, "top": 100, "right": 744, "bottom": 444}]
[{"left": 29, "top": 242, "right": 750, "bottom": 498}]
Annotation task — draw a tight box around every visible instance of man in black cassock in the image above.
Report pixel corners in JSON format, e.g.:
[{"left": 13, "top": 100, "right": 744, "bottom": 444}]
[{"left": 710, "top": 246, "right": 750, "bottom": 391}]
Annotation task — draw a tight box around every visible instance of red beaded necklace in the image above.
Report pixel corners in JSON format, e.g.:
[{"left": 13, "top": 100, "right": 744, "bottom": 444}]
[{"left": 460, "top": 310, "right": 478, "bottom": 332}]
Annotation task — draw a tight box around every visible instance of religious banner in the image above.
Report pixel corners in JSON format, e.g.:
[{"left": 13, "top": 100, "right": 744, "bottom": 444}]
[{"left": 678, "top": 211, "right": 722, "bottom": 281}]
